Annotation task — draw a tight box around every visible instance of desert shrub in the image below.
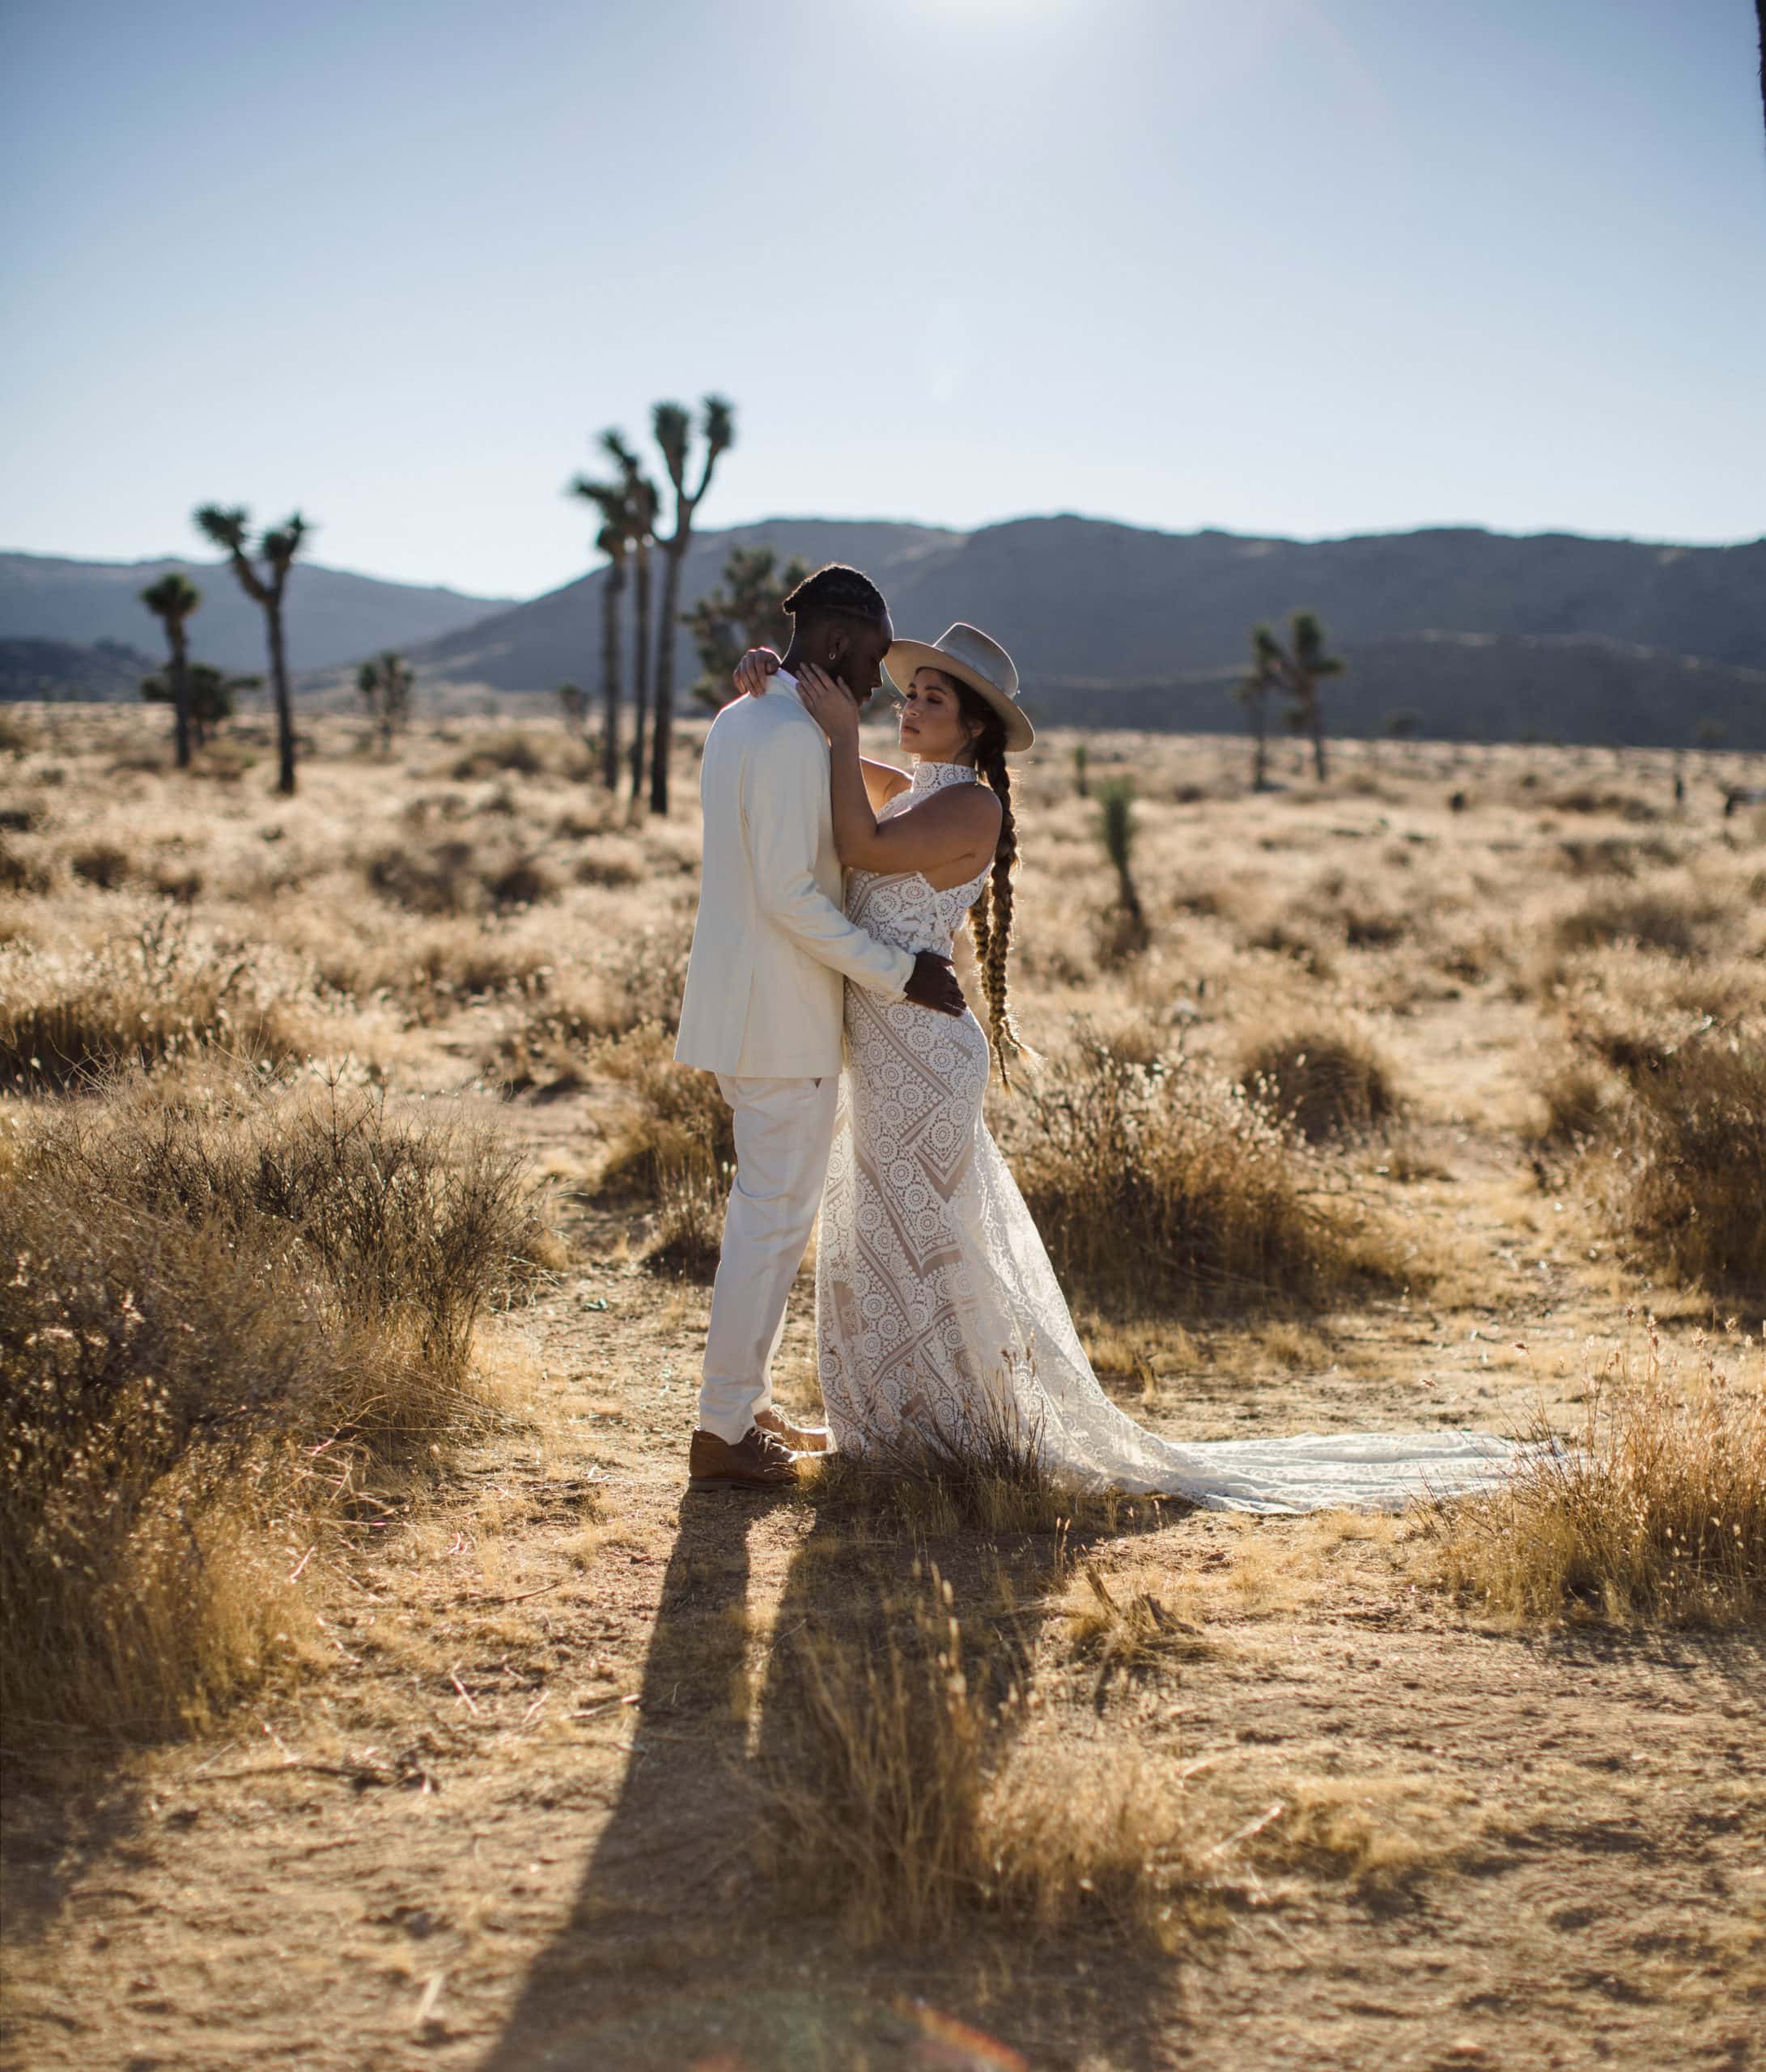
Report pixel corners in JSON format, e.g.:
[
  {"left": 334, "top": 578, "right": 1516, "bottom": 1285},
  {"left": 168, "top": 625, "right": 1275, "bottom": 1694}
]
[
  {"left": 597, "top": 1021, "right": 734, "bottom": 1200},
  {"left": 572, "top": 841, "right": 643, "bottom": 888},
  {"left": 1436, "top": 1324, "right": 1765, "bottom": 1625},
  {"left": 367, "top": 839, "right": 482, "bottom": 915},
  {"left": 1528, "top": 1058, "right": 1614, "bottom": 1146},
  {"left": 1546, "top": 788, "right": 1659, "bottom": 822},
  {"left": 1556, "top": 836, "right": 1678, "bottom": 878},
  {"left": 491, "top": 919, "right": 694, "bottom": 1086},
  {"left": 70, "top": 840, "right": 132, "bottom": 890},
  {"left": 645, "top": 1155, "right": 728, "bottom": 1280},
  {"left": 149, "top": 860, "right": 204, "bottom": 903},
  {"left": 449, "top": 731, "right": 546, "bottom": 780},
  {"left": 483, "top": 854, "right": 558, "bottom": 908},
  {"left": 1590, "top": 1031, "right": 1766, "bottom": 1296},
  {"left": 0, "top": 839, "right": 53, "bottom": 896},
  {"left": 0, "top": 709, "right": 36, "bottom": 754},
  {"left": 757, "top": 1562, "right": 1198, "bottom": 1947},
  {"left": 1008, "top": 1030, "right": 1405, "bottom": 1313},
  {"left": 330, "top": 924, "right": 552, "bottom": 1025},
  {"left": 0, "top": 1068, "right": 551, "bottom": 1739},
  {"left": 1239, "top": 1025, "right": 1400, "bottom": 1141},
  {"left": 0, "top": 917, "right": 310, "bottom": 1090},
  {"left": 1553, "top": 891, "right": 1705, "bottom": 959}
]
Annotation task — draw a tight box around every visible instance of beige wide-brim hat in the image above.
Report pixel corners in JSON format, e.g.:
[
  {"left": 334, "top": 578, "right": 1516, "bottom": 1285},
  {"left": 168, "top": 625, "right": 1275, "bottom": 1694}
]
[{"left": 883, "top": 622, "right": 1034, "bottom": 754}]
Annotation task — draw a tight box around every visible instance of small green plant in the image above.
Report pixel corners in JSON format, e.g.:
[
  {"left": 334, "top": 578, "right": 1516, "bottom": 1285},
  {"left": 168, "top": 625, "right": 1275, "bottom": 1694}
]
[{"left": 1097, "top": 778, "right": 1148, "bottom": 955}]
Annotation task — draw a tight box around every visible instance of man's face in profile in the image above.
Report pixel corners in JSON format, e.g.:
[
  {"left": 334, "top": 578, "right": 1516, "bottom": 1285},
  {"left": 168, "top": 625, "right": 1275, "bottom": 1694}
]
[{"left": 832, "top": 610, "right": 894, "bottom": 704}]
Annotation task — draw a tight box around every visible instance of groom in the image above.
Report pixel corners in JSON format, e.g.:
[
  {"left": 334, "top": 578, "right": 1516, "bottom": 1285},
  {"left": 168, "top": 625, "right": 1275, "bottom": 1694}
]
[{"left": 673, "top": 563, "right": 966, "bottom": 1489}]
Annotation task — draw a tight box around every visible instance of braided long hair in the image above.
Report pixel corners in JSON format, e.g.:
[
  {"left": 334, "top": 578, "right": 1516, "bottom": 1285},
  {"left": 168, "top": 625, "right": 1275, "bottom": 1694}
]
[{"left": 951, "top": 683, "right": 1030, "bottom": 1086}]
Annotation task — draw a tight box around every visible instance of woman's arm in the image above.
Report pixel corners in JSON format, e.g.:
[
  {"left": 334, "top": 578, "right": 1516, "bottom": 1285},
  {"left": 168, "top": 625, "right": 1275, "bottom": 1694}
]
[{"left": 800, "top": 666, "right": 1000, "bottom": 876}]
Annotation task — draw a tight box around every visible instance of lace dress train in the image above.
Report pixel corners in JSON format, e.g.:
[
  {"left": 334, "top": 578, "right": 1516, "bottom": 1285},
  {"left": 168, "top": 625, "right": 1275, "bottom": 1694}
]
[{"left": 814, "top": 761, "right": 1524, "bottom": 1515}]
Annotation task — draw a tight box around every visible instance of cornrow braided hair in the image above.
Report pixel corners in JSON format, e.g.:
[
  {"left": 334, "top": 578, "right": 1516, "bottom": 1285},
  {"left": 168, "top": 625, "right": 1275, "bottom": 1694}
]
[
  {"left": 954, "top": 692, "right": 1032, "bottom": 1088},
  {"left": 781, "top": 562, "right": 888, "bottom": 629}
]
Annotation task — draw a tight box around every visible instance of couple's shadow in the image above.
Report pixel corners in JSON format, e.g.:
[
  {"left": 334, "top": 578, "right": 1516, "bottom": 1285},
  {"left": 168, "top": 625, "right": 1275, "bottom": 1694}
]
[{"left": 477, "top": 1464, "right": 1179, "bottom": 2070}]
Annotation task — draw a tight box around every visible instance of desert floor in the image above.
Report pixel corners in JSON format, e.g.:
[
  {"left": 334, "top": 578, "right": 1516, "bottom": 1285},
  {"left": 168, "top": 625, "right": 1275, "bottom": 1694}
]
[{"left": 2, "top": 707, "right": 1763, "bottom": 2072}]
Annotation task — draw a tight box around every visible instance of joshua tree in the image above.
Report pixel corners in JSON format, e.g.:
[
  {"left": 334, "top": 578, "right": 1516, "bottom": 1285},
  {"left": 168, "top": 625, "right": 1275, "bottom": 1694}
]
[
  {"left": 1247, "top": 612, "right": 1343, "bottom": 783},
  {"left": 556, "top": 681, "right": 588, "bottom": 735},
  {"left": 647, "top": 395, "right": 735, "bottom": 813},
  {"left": 1072, "top": 740, "right": 1090, "bottom": 798},
  {"left": 571, "top": 431, "right": 657, "bottom": 800},
  {"left": 142, "top": 661, "right": 257, "bottom": 749},
  {"left": 357, "top": 649, "right": 414, "bottom": 753},
  {"left": 1234, "top": 627, "right": 1283, "bottom": 790},
  {"left": 139, "top": 572, "right": 201, "bottom": 767},
  {"left": 684, "top": 544, "right": 809, "bottom": 709},
  {"left": 194, "top": 505, "right": 309, "bottom": 794}
]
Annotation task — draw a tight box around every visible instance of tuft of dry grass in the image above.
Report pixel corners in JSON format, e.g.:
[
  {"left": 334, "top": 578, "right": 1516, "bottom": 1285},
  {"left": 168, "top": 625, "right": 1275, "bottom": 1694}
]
[
  {"left": 1435, "top": 1323, "right": 1766, "bottom": 1625},
  {"left": 1008, "top": 1029, "right": 1407, "bottom": 1313},
  {"left": 0, "top": 1064, "right": 553, "bottom": 1740},
  {"left": 757, "top": 1562, "right": 1201, "bottom": 1948},
  {"left": 804, "top": 1414, "right": 1126, "bottom": 1540},
  {"left": 0, "top": 914, "right": 312, "bottom": 1090},
  {"left": 1553, "top": 890, "right": 1707, "bottom": 959},
  {"left": 1239, "top": 1024, "right": 1400, "bottom": 1140}
]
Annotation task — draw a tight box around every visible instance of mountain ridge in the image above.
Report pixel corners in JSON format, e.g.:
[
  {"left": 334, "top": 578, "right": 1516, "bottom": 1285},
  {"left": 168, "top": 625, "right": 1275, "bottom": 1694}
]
[{"left": 0, "top": 550, "right": 514, "bottom": 675}]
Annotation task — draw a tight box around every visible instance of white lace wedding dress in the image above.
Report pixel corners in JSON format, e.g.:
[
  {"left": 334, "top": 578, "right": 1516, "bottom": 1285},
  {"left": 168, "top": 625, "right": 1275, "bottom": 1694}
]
[{"left": 815, "top": 760, "right": 1525, "bottom": 1514}]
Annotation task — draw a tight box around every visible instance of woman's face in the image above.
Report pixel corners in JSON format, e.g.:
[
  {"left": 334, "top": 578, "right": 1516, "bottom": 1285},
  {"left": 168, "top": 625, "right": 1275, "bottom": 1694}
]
[{"left": 897, "top": 668, "right": 977, "bottom": 763}]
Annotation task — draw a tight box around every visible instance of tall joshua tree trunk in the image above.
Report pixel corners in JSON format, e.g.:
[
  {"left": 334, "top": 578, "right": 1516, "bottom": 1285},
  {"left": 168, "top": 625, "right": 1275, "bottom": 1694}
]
[
  {"left": 600, "top": 541, "right": 626, "bottom": 792},
  {"left": 266, "top": 593, "right": 295, "bottom": 793},
  {"left": 629, "top": 533, "right": 652, "bottom": 809},
  {"left": 570, "top": 432, "right": 654, "bottom": 799},
  {"left": 648, "top": 394, "right": 734, "bottom": 816}
]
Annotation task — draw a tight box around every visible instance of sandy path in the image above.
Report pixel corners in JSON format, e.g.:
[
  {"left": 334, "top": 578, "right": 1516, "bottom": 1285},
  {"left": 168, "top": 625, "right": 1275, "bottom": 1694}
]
[{"left": 4, "top": 1038, "right": 1763, "bottom": 2072}]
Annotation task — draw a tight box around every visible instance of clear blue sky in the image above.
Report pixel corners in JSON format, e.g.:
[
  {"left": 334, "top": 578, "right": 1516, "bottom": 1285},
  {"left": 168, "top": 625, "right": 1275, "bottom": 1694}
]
[{"left": 4, "top": 0, "right": 1762, "bottom": 597}]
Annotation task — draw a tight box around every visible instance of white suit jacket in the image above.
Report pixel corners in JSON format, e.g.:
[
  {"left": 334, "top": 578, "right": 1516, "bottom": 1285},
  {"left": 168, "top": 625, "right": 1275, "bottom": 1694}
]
[{"left": 674, "top": 673, "right": 915, "bottom": 1078}]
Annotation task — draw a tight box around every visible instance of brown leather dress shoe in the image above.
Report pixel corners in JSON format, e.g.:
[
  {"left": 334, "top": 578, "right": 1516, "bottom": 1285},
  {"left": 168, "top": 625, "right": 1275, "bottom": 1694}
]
[
  {"left": 688, "top": 1425, "right": 801, "bottom": 1491},
  {"left": 754, "top": 1407, "right": 834, "bottom": 1454}
]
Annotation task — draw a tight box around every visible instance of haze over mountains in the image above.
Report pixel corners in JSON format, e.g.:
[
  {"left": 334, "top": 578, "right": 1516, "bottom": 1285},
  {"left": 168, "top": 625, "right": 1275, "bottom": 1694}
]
[
  {"left": 0, "top": 552, "right": 512, "bottom": 675},
  {"left": 5, "top": 520, "right": 1763, "bottom": 748}
]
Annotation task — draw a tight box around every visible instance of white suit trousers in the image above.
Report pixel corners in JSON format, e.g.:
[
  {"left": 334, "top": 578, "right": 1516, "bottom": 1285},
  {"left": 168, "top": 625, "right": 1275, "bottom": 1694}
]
[{"left": 698, "top": 1072, "right": 841, "bottom": 1443}]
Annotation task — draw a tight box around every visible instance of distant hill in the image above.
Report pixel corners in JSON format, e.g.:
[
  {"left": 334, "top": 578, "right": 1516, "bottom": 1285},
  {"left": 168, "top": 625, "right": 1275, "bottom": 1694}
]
[
  {"left": 1032, "top": 634, "right": 1766, "bottom": 751},
  {"left": 0, "top": 552, "right": 513, "bottom": 675},
  {"left": 387, "top": 516, "right": 1766, "bottom": 749},
  {"left": 11, "top": 520, "right": 1764, "bottom": 749},
  {"left": 0, "top": 636, "right": 156, "bottom": 703}
]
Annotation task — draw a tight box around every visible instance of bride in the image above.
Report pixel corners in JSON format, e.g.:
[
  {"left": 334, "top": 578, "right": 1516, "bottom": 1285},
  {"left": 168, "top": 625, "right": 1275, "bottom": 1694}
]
[{"left": 732, "top": 623, "right": 1521, "bottom": 1514}]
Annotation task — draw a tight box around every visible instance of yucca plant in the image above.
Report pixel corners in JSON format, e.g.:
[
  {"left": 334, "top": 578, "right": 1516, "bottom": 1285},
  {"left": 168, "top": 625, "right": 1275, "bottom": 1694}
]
[{"left": 1097, "top": 777, "right": 1146, "bottom": 947}]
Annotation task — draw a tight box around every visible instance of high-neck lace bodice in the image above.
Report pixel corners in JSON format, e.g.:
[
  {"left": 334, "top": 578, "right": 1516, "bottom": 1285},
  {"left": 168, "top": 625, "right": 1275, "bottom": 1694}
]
[{"left": 844, "top": 761, "right": 990, "bottom": 957}]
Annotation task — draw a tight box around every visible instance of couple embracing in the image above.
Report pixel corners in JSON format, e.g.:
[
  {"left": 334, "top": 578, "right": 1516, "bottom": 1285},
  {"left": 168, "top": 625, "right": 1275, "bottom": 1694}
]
[{"left": 673, "top": 563, "right": 1519, "bottom": 1515}]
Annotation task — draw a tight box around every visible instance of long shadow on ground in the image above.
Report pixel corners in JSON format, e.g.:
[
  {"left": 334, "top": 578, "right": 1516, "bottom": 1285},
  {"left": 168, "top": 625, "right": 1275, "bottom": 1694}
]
[{"left": 477, "top": 1475, "right": 1186, "bottom": 2072}]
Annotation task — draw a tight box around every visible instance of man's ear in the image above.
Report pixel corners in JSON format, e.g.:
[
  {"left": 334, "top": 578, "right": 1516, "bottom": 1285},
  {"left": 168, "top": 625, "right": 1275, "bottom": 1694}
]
[{"left": 825, "top": 626, "right": 850, "bottom": 672}]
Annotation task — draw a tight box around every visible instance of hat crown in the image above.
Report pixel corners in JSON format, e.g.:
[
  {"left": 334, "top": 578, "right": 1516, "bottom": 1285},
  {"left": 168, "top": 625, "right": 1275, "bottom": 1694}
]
[{"left": 928, "top": 622, "right": 1018, "bottom": 703}]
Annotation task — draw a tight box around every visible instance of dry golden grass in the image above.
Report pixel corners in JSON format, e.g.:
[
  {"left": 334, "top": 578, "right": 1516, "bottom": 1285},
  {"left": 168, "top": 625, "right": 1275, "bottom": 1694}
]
[
  {"left": 1435, "top": 1322, "right": 1766, "bottom": 1624},
  {"left": 0, "top": 911, "right": 315, "bottom": 1089},
  {"left": 1238, "top": 1021, "right": 1400, "bottom": 1140},
  {"left": 0, "top": 1063, "right": 553, "bottom": 1741},
  {"left": 1008, "top": 1027, "right": 1408, "bottom": 1314},
  {"left": 757, "top": 1561, "right": 1204, "bottom": 1949}
]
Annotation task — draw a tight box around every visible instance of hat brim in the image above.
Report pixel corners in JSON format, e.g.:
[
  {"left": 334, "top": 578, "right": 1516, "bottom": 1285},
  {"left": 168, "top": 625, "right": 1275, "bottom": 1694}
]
[{"left": 883, "top": 640, "right": 1035, "bottom": 753}]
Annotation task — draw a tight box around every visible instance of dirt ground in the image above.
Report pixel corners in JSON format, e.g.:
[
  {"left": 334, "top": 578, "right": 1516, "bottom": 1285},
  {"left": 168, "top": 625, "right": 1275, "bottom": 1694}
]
[{"left": 2, "top": 714, "right": 1764, "bottom": 2070}]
